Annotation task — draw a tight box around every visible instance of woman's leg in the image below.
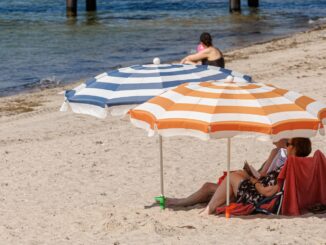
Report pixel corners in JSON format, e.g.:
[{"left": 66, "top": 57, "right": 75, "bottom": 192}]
[
  {"left": 166, "top": 182, "right": 218, "bottom": 207},
  {"left": 201, "top": 172, "right": 245, "bottom": 215}
]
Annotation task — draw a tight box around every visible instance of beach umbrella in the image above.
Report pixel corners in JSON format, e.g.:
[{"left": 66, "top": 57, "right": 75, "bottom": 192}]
[
  {"left": 60, "top": 60, "right": 252, "bottom": 118},
  {"left": 129, "top": 81, "right": 326, "bottom": 209}
]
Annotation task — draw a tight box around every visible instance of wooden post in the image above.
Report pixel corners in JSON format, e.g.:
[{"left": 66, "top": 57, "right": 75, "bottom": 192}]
[
  {"left": 86, "top": 0, "right": 97, "bottom": 11},
  {"left": 229, "top": 0, "right": 241, "bottom": 12},
  {"left": 66, "top": 0, "right": 77, "bottom": 17},
  {"left": 248, "top": 0, "right": 259, "bottom": 8}
]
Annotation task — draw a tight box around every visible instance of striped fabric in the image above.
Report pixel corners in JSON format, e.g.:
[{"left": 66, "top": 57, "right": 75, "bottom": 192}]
[
  {"left": 60, "top": 64, "right": 252, "bottom": 118},
  {"left": 130, "top": 81, "right": 326, "bottom": 141}
]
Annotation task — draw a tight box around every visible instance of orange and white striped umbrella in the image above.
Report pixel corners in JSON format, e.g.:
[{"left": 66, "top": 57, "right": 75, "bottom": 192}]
[
  {"left": 129, "top": 81, "right": 326, "bottom": 209},
  {"left": 130, "top": 81, "right": 326, "bottom": 141}
]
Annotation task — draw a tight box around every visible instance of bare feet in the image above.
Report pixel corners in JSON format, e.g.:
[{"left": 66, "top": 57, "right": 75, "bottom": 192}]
[
  {"left": 165, "top": 198, "right": 182, "bottom": 207},
  {"left": 199, "top": 206, "right": 211, "bottom": 216}
]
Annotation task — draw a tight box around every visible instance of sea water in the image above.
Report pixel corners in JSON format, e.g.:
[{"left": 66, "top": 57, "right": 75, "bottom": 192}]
[{"left": 0, "top": 0, "right": 325, "bottom": 94}]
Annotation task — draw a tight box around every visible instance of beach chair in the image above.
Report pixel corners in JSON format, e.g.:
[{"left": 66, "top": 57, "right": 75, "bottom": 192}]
[
  {"left": 253, "top": 183, "right": 284, "bottom": 215},
  {"left": 216, "top": 150, "right": 326, "bottom": 216}
]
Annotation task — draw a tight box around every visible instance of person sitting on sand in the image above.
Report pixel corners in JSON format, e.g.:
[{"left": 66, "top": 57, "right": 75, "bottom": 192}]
[
  {"left": 181, "top": 32, "right": 225, "bottom": 68},
  {"left": 166, "top": 138, "right": 311, "bottom": 215}
]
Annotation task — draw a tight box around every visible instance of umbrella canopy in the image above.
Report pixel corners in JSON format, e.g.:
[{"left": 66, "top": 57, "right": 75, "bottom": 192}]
[
  {"left": 130, "top": 81, "right": 326, "bottom": 141},
  {"left": 129, "top": 81, "right": 326, "bottom": 209},
  {"left": 60, "top": 64, "right": 252, "bottom": 118}
]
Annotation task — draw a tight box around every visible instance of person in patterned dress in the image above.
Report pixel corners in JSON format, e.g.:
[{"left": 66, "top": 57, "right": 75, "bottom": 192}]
[{"left": 165, "top": 138, "right": 312, "bottom": 216}]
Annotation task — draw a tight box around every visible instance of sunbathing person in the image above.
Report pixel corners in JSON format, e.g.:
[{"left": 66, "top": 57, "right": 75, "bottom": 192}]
[
  {"left": 166, "top": 138, "right": 311, "bottom": 216},
  {"left": 180, "top": 32, "right": 225, "bottom": 68},
  {"left": 231, "top": 138, "right": 287, "bottom": 180},
  {"left": 166, "top": 138, "right": 287, "bottom": 207}
]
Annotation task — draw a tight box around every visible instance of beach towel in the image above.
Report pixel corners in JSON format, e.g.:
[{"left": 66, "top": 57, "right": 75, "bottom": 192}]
[
  {"left": 215, "top": 190, "right": 279, "bottom": 216},
  {"left": 278, "top": 150, "right": 326, "bottom": 216}
]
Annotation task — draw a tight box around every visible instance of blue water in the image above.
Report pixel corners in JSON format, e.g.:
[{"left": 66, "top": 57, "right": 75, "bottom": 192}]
[{"left": 0, "top": 0, "right": 325, "bottom": 94}]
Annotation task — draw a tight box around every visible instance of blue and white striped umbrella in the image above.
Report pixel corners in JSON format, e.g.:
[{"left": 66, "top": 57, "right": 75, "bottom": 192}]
[{"left": 60, "top": 63, "right": 252, "bottom": 118}]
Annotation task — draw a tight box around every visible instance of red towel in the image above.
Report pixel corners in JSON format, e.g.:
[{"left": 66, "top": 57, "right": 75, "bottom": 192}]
[
  {"left": 215, "top": 197, "right": 278, "bottom": 216},
  {"left": 278, "top": 150, "right": 326, "bottom": 216}
]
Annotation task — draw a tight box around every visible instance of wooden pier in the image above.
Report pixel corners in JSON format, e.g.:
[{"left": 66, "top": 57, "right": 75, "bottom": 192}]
[
  {"left": 230, "top": 0, "right": 259, "bottom": 12},
  {"left": 66, "top": 0, "right": 97, "bottom": 17},
  {"left": 67, "top": 0, "right": 259, "bottom": 16}
]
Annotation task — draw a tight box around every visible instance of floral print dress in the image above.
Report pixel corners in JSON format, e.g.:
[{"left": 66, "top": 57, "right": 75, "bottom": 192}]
[{"left": 236, "top": 166, "right": 282, "bottom": 206}]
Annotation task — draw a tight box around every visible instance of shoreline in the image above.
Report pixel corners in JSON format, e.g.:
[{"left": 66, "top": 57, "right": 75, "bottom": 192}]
[
  {"left": 1, "top": 23, "right": 326, "bottom": 119},
  {"left": 0, "top": 21, "right": 325, "bottom": 244},
  {"left": 1, "top": 22, "right": 326, "bottom": 101}
]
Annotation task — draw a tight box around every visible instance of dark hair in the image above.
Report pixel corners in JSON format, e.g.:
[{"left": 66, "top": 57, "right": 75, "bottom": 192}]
[
  {"left": 291, "top": 138, "right": 312, "bottom": 157},
  {"left": 200, "top": 32, "right": 213, "bottom": 47}
]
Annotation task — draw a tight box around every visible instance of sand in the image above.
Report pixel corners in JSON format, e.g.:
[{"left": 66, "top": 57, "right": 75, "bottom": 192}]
[{"left": 0, "top": 25, "right": 326, "bottom": 244}]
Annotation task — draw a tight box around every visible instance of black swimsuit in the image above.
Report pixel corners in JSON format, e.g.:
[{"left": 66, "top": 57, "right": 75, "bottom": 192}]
[{"left": 202, "top": 57, "right": 225, "bottom": 68}]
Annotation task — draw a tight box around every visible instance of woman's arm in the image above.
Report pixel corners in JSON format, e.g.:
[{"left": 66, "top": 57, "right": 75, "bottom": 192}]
[
  {"left": 181, "top": 49, "right": 209, "bottom": 64},
  {"left": 259, "top": 148, "right": 279, "bottom": 176},
  {"left": 249, "top": 177, "right": 279, "bottom": 197}
]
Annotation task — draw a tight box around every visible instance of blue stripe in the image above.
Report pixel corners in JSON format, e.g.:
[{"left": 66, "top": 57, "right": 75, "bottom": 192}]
[
  {"left": 65, "top": 89, "right": 76, "bottom": 98},
  {"left": 244, "top": 75, "right": 252, "bottom": 82},
  {"left": 108, "top": 96, "right": 154, "bottom": 106},
  {"left": 130, "top": 64, "right": 184, "bottom": 70},
  {"left": 85, "top": 73, "right": 228, "bottom": 91},
  {"left": 67, "top": 95, "right": 108, "bottom": 108},
  {"left": 67, "top": 95, "right": 153, "bottom": 107},
  {"left": 106, "top": 66, "right": 209, "bottom": 78},
  {"left": 85, "top": 78, "right": 97, "bottom": 86}
]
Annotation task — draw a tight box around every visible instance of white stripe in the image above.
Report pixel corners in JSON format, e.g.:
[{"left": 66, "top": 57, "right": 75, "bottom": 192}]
[
  {"left": 307, "top": 101, "right": 326, "bottom": 118},
  {"left": 156, "top": 111, "right": 272, "bottom": 124},
  {"left": 160, "top": 90, "right": 297, "bottom": 107},
  {"left": 266, "top": 111, "right": 317, "bottom": 124},
  {"left": 75, "top": 87, "right": 166, "bottom": 99},
  {"left": 158, "top": 128, "right": 210, "bottom": 141},
  {"left": 185, "top": 85, "right": 275, "bottom": 95},
  {"left": 134, "top": 105, "right": 319, "bottom": 125},
  {"left": 283, "top": 91, "right": 302, "bottom": 101},
  {"left": 67, "top": 102, "right": 107, "bottom": 119},
  {"left": 140, "top": 127, "right": 319, "bottom": 142},
  {"left": 97, "top": 69, "right": 226, "bottom": 84},
  {"left": 96, "top": 70, "right": 250, "bottom": 85},
  {"left": 135, "top": 102, "right": 167, "bottom": 115},
  {"left": 130, "top": 118, "right": 156, "bottom": 137},
  {"left": 123, "top": 64, "right": 198, "bottom": 73},
  {"left": 270, "top": 129, "right": 318, "bottom": 141}
]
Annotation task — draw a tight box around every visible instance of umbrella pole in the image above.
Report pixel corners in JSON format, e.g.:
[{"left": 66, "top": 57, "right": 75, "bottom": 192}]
[
  {"left": 155, "top": 135, "right": 166, "bottom": 209},
  {"left": 159, "top": 135, "right": 164, "bottom": 196},
  {"left": 226, "top": 138, "right": 231, "bottom": 206}
]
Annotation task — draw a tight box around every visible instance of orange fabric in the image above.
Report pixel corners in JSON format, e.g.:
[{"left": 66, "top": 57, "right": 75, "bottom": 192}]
[
  {"left": 215, "top": 198, "right": 278, "bottom": 216},
  {"left": 200, "top": 82, "right": 261, "bottom": 90},
  {"left": 129, "top": 110, "right": 156, "bottom": 129},
  {"left": 278, "top": 150, "right": 326, "bottom": 216},
  {"left": 158, "top": 118, "right": 209, "bottom": 132},
  {"left": 173, "top": 86, "right": 288, "bottom": 99},
  {"left": 295, "top": 96, "right": 315, "bottom": 109},
  {"left": 149, "top": 99, "right": 305, "bottom": 115}
]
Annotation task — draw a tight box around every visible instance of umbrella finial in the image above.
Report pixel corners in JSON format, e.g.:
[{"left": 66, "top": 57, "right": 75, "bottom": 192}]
[
  {"left": 226, "top": 75, "right": 234, "bottom": 82},
  {"left": 153, "top": 57, "right": 161, "bottom": 65}
]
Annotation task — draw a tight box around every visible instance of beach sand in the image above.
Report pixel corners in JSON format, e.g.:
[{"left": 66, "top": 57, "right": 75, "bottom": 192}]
[{"left": 1, "top": 26, "right": 326, "bottom": 244}]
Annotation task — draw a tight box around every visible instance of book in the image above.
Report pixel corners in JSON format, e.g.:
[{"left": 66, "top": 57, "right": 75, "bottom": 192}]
[{"left": 243, "top": 161, "right": 261, "bottom": 179}]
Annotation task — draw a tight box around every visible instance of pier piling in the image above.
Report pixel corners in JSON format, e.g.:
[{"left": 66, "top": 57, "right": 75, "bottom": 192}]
[
  {"left": 248, "top": 0, "right": 259, "bottom": 8},
  {"left": 229, "top": 0, "right": 241, "bottom": 12},
  {"left": 86, "top": 0, "right": 97, "bottom": 11},
  {"left": 66, "top": 0, "right": 77, "bottom": 17}
]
